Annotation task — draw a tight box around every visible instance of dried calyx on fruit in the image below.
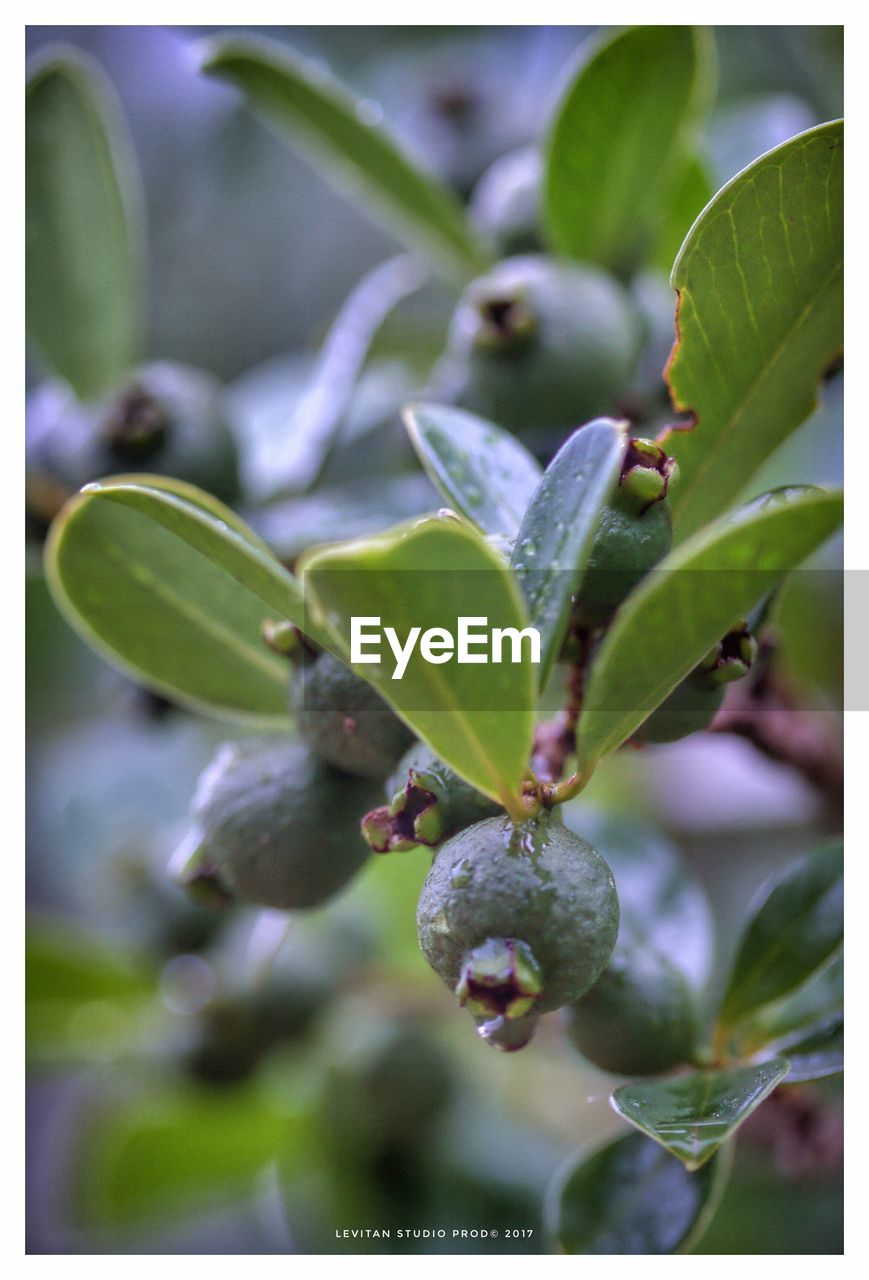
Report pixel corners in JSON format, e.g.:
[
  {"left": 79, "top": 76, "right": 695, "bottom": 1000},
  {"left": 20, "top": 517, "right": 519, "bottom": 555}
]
[
  {"left": 575, "top": 436, "right": 677, "bottom": 628},
  {"left": 417, "top": 812, "right": 619, "bottom": 1049},
  {"left": 25, "top": 361, "right": 240, "bottom": 524},
  {"left": 290, "top": 650, "right": 414, "bottom": 781},
  {"left": 439, "top": 255, "right": 640, "bottom": 438},
  {"left": 361, "top": 742, "right": 501, "bottom": 853},
  {"left": 634, "top": 621, "right": 757, "bottom": 743},
  {"left": 172, "top": 738, "right": 373, "bottom": 911}
]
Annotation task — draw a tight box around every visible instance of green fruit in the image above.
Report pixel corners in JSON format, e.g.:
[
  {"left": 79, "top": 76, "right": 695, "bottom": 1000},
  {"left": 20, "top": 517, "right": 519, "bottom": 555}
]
[
  {"left": 25, "top": 360, "right": 240, "bottom": 522},
  {"left": 290, "top": 652, "right": 415, "bottom": 780},
  {"left": 633, "top": 672, "right": 725, "bottom": 744},
  {"left": 469, "top": 146, "right": 543, "bottom": 255},
  {"left": 633, "top": 621, "right": 757, "bottom": 743},
  {"left": 176, "top": 738, "right": 372, "bottom": 910},
  {"left": 441, "top": 255, "right": 639, "bottom": 436},
  {"left": 564, "top": 942, "right": 698, "bottom": 1076},
  {"left": 362, "top": 742, "right": 501, "bottom": 853},
  {"left": 575, "top": 439, "right": 677, "bottom": 627},
  {"left": 185, "top": 964, "right": 329, "bottom": 1087},
  {"left": 417, "top": 813, "right": 619, "bottom": 1028},
  {"left": 321, "top": 1022, "right": 454, "bottom": 1152}
]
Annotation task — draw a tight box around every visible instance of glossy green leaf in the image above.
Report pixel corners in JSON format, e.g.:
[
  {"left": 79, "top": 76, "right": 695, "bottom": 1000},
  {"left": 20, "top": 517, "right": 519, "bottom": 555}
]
[
  {"left": 100, "top": 472, "right": 274, "bottom": 556},
  {"left": 512, "top": 419, "right": 626, "bottom": 690},
  {"left": 45, "top": 480, "right": 335, "bottom": 722},
  {"left": 547, "top": 1131, "right": 726, "bottom": 1254},
  {"left": 564, "top": 810, "right": 713, "bottom": 990},
  {"left": 200, "top": 36, "right": 491, "bottom": 281},
  {"left": 544, "top": 26, "right": 714, "bottom": 278},
  {"left": 653, "top": 154, "right": 714, "bottom": 274},
  {"left": 719, "top": 843, "right": 843, "bottom": 1031},
  {"left": 666, "top": 121, "right": 843, "bottom": 537},
  {"left": 79, "top": 1085, "right": 315, "bottom": 1226},
  {"left": 578, "top": 486, "right": 843, "bottom": 766},
  {"left": 745, "top": 952, "right": 842, "bottom": 1052},
  {"left": 403, "top": 402, "right": 542, "bottom": 540},
  {"left": 612, "top": 1060, "right": 788, "bottom": 1169},
  {"left": 272, "top": 255, "right": 427, "bottom": 498},
  {"left": 26, "top": 49, "right": 143, "bottom": 399},
  {"left": 301, "top": 516, "right": 536, "bottom": 812}
]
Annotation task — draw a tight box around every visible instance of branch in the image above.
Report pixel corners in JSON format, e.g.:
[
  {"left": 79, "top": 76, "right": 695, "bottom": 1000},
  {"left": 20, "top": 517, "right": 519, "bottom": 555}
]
[{"left": 709, "top": 638, "right": 842, "bottom": 817}]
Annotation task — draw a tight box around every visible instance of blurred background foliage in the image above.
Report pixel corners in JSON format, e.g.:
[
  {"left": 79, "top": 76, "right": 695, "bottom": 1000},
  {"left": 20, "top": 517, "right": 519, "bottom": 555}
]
[{"left": 26, "top": 24, "right": 842, "bottom": 1254}]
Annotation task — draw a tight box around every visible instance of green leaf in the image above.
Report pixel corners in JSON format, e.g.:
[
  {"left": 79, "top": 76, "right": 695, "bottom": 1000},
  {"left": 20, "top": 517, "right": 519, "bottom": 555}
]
[
  {"left": 563, "top": 811, "right": 713, "bottom": 990},
  {"left": 544, "top": 26, "right": 714, "bottom": 278},
  {"left": 546, "top": 1131, "right": 727, "bottom": 1254},
  {"left": 612, "top": 1060, "right": 789, "bottom": 1170},
  {"left": 200, "top": 35, "right": 491, "bottom": 282},
  {"left": 27, "top": 916, "right": 152, "bottom": 1063},
  {"left": 301, "top": 515, "right": 537, "bottom": 812},
  {"left": 653, "top": 154, "right": 714, "bottom": 274},
  {"left": 511, "top": 418, "right": 626, "bottom": 690},
  {"left": 719, "top": 842, "right": 843, "bottom": 1032},
  {"left": 745, "top": 952, "right": 842, "bottom": 1052},
  {"left": 26, "top": 48, "right": 144, "bottom": 399},
  {"left": 403, "top": 402, "right": 542, "bottom": 540},
  {"left": 272, "top": 255, "right": 427, "bottom": 497},
  {"left": 578, "top": 485, "right": 843, "bottom": 766},
  {"left": 665, "top": 120, "right": 843, "bottom": 538},
  {"left": 774, "top": 1017, "right": 843, "bottom": 1083},
  {"left": 45, "top": 479, "right": 334, "bottom": 722},
  {"left": 79, "top": 1085, "right": 315, "bottom": 1227}
]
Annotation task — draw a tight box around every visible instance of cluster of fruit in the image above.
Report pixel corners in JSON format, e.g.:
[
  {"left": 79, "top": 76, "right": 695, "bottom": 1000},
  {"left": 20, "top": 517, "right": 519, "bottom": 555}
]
[{"left": 28, "top": 243, "right": 759, "bottom": 1074}]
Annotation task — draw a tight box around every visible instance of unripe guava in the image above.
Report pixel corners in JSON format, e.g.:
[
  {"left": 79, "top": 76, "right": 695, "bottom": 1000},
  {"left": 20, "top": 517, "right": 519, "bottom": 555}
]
[
  {"left": 290, "top": 652, "right": 415, "bottom": 780},
  {"left": 26, "top": 361, "right": 240, "bottom": 523},
  {"left": 575, "top": 438, "right": 677, "bottom": 627},
  {"left": 177, "top": 738, "right": 372, "bottom": 910},
  {"left": 417, "top": 813, "right": 619, "bottom": 1024},
  {"left": 362, "top": 742, "right": 501, "bottom": 853},
  {"left": 564, "top": 942, "right": 698, "bottom": 1076},
  {"left": 440, "top": 255, "right": 640, "bottom": 437},
  {"left": 469, "top": 147, "right": 543, "bottom": 255},
  {"left": 633, "top": 621, "right": 757, "bottom": 743}
]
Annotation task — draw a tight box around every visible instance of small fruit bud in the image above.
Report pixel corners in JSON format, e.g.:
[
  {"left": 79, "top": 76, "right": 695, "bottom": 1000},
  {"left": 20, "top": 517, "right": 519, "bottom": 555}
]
[
  {"left": 702, "top": 621, "right": 758, "bottom": 686},
  {"left": 618, "top": 437, "right": 679, "bottom": 512},
  {"left": 261, "top": 619, "right": 308, "bottom": 660},
  {"left": 455, "top": 938, "right": 543, "bottom": 1020},
  {"left": 362, "top": 744, "right": 500, "bottom": 854}
]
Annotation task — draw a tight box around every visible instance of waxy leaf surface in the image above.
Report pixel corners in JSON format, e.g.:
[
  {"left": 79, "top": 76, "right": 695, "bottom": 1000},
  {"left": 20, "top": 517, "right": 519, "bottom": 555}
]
[
  {"left": 301, "top": 516, "right": 536, "bottom": 811},
  {"left": 612, "top": 1060, "right": 789, "bottom": 1169},
  {"left": 547, "top": 1131, "right": 725, "bottom": 1254},
  {"left": 45, "top": 480, "right": 334, "bottom": 722},
  {"left": 201, "top": 36, "right": 490, "bottom": 281},
  {"left": 511, "top": 418, "right": 626, "bottom": 690},
  {"left": 719, "top": 842, "right": 843, "bottom": 1030},
  {"left": 545, "top": 26, "right": 713, "bottom": 277},
  {"left": 666, "top": 121, "right": 843, "bottom": 537},
  {"left": 578, "top": 486, "right": 842, "bottom": 765},
  {"left": 404, "top": 403, "right": 542, "bottom": 541}
]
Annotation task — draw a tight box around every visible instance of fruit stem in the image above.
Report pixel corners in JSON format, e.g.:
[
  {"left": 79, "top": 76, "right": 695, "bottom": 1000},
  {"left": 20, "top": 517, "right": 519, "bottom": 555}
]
[{"left": 538, "top": 764, "right": 595, "bottom": 807}]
